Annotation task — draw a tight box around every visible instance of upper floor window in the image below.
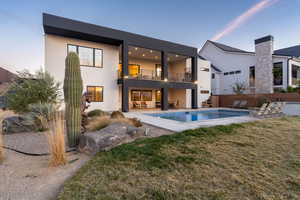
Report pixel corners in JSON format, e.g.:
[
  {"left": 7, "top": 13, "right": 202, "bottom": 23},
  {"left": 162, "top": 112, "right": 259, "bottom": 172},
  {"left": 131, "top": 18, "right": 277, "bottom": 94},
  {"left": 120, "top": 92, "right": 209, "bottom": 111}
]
[
  {"left": 212, "top": 73, "right": 215, "bottom": 79},
  {"left": 68, "top": 44, "right": 103, "bottom": 68},
  {"left": 273, "top": 62, "right": 283, "bottom": 86}
]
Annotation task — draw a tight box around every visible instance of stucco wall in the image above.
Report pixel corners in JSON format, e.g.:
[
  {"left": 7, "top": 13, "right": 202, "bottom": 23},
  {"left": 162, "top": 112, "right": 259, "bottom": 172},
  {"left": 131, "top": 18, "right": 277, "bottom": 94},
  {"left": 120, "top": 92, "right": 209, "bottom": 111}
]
[
  {"left": 44, "top": 34, "right": 120, "bottom": 111},
  {"left": 200, "top": 41, "right": 290, "bottom": 95}
]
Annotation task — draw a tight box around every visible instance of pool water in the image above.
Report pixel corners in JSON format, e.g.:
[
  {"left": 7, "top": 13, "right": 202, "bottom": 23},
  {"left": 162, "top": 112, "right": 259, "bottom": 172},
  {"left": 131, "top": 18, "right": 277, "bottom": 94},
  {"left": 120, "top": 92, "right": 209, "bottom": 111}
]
[{"left": 146, "top": 109, "right": 249, "bottom": 122}]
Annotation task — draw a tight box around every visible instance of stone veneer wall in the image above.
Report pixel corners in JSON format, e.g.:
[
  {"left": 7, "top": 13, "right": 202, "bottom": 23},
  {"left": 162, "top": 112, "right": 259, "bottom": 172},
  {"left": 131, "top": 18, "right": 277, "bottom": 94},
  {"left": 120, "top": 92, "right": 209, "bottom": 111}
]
[{"left": 255, "top": 36, "right": 274, "bottom": 94}]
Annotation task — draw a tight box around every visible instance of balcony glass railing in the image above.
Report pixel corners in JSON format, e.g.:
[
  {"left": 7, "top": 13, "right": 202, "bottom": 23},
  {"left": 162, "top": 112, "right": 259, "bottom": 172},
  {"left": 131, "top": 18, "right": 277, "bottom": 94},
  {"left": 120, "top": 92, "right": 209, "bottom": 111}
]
[
  {"left": 169, "top": 72, "right": 192, "bottom": 82},
  {"left": 118, "top": 69, "right": 192, "bottom": 82}
]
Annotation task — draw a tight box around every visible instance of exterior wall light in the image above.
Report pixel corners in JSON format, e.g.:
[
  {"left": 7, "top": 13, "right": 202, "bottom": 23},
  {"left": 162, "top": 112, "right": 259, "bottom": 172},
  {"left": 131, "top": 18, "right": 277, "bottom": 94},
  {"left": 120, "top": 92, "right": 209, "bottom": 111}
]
[
  {"left": 164, "top": 78, "right": 168, "bottom": 82},
  {"left": 124, "top": 75, "right": 129, "bottom": 79},
  {"left": 194, "top": 81, "right": 198, "bottom": 84}
]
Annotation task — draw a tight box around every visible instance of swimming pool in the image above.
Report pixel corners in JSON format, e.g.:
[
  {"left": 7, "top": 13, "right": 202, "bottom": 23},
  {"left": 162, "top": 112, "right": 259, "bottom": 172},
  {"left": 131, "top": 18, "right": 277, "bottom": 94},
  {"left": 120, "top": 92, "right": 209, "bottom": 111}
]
[{"left": 146, "top": 109, "right": 249, "bottom": 122}]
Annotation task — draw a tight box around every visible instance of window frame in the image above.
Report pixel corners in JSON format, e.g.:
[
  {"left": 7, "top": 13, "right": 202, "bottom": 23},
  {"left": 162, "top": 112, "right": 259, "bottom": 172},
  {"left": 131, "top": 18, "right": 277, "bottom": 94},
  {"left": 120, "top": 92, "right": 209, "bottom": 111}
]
[
  {"left": 131, "top": 90, "right": 152, "bottom": 101},
  {"left": 86, "top": 86, "right": 104, "bottom": 102},
  {"left": 67, "top": 44, "right": 103, "bottom": 68},
  {"left": 273, "top": 62, "right": 283, "bottom": 86},
  {"left": 249, "top": 66, "right": 255, "bottom": 88}
]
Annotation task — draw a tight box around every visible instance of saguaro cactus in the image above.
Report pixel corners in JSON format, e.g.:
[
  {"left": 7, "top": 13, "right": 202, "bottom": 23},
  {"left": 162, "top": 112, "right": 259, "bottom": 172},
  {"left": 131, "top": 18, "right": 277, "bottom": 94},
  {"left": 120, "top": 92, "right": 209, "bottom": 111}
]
[{"left": 64, "top": 52, "right": 83, "bottom": 147}]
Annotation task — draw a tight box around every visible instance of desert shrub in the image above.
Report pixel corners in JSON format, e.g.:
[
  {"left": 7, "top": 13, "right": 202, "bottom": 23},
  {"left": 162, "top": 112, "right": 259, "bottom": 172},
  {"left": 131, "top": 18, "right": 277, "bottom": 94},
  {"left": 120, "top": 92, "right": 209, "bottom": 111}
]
[
  {"left": 87, "top": 116, "right": 111, "bottom": 131},
  {"left": 232, "top": 82, "right": 247, "bottom": 95},
  {"left": 128, "top": 118, "right": 143, "bottom": 127},
  {"left": 87, "top": 109, "right": 108, "bottom": 118},
  {"left": 87, "top": 116, "right": 142, "bottom": 132},
  {"left": 47, "top": 112, "right": 67, "bottom": 167},
  {"left": 6, "top": 69, "right": 60, "bottom": 113},
  {"left": 24, "top": 103, "right": 58, "bottom": 131},
  {"left": 274, "top": 88, "right": 286, "bottom": 93},
  {"left": 110, "top": 111, "right": 125, "bottom": 119},
  {"left": 257, "top": 97, "right": 270, "bottom": 107}
]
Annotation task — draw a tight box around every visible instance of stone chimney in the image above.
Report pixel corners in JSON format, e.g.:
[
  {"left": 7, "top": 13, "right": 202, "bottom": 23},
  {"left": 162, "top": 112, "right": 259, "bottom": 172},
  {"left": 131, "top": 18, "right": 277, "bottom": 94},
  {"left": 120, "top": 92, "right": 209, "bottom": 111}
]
[{"left": 254, "top": 35, "right": 274, "bottom": 94}]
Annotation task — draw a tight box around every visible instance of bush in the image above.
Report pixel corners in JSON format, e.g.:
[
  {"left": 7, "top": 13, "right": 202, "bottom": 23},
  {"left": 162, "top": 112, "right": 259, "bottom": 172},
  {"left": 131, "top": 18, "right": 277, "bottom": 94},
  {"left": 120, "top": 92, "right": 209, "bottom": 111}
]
[
  {"left": 24, "top": 103, "right": 58, "bottom": 131},
  {"left": 257, "top": 97, "right": 270, "bottom": 107},
  {"left": 87, "top": 116, "right": 143, "bottom": 132},
  {"left": 274, "top": 88, "right": 286, "bottom": 93},
  {"left": 87, "top": 116, "right": 111, "bottom": 131},
  {"left": 128, "top": 118, "right": 143, "bottom": 127},
  {"left": 87, "top": 109, "right": 108, "bottom": 117},
  {"left": 6, "top": 69, "right": 60, "bottom": 113},
  {"left": 110, "top": 111, "right": 125, "bottom": 119}
]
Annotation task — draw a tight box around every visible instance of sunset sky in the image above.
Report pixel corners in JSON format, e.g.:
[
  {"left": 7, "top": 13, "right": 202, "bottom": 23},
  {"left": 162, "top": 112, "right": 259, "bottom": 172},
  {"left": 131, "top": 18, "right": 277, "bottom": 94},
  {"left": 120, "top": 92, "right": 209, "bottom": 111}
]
[{"left": 1, "top": 0, "right": 299, "bottom": 72}]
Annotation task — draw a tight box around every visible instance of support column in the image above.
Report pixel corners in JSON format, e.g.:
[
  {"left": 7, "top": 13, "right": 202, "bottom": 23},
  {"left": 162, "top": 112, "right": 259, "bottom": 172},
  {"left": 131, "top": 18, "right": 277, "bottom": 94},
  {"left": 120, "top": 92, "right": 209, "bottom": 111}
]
[
  {"left": 161, "top": 87, "right": 168, "bottom": 111},
  {"left": 122, "top": 82, "right": 129, "bottom": 112},
  {"left": 191, "top": 88, "right": 198, "bottom": 109},
  {"left": 161, "top": 51, "right": 168, "bottom": 80},
  {"left": 191, "top": 56, "right": 198, "bottom": 109},
  {"left": 122, "top": 41, "right": 128, "bottom": 77}
]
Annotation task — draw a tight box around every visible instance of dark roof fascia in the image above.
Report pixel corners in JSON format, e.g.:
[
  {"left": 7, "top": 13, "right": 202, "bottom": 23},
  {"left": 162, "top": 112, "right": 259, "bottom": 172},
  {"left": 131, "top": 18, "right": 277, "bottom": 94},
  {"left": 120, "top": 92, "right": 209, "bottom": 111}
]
[
  {"left": 208, "top": 40, "right": 254, "bottom": 54},
  {"left": 43, "top": 13, "right": 197, "bottom": 57}
]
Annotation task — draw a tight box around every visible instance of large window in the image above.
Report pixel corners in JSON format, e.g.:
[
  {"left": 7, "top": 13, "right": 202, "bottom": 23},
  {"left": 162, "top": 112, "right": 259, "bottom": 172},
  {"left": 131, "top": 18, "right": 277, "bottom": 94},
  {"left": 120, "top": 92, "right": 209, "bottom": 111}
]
[
  {"left": 131, "top": 90, "right": 152, "bottom": 101},
  {"left": 249, "top": 66, "right": 255, "bottom": 87},
  {"left": 273, "top": 62, "right": 283, "bottom": 86},
  {"left": 68, "top": 44, "right": 103, "bottom": 68},
  {"left": 292, "top": 65, "right": 300, "bottom": 85},
  {"left": 87, "top": 86, "right": 103, "bottom": 102}
]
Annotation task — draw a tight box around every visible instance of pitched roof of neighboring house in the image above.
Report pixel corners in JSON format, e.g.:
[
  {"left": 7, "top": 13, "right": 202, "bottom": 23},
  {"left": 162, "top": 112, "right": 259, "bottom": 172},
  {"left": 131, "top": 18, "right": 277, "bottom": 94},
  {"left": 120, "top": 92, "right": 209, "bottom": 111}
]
[
  {"left": 208, "top": 40, "right": 254, "bottom": 54},
  {"left": 198, "top": 54, "right": 222, "bottom": 72},
  {"left": 0, "top": 67, "right": 17, "bottom": 84},
  {"left": 274, "top": 45, "right": 300, "bottom": 57}
]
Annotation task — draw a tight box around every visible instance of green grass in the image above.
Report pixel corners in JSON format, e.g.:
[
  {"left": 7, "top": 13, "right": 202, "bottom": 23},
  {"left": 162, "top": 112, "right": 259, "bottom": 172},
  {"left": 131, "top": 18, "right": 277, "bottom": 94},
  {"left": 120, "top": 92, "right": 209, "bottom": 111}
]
[{"left": 58, "top": 117, "right": 300, "bottom": 200}]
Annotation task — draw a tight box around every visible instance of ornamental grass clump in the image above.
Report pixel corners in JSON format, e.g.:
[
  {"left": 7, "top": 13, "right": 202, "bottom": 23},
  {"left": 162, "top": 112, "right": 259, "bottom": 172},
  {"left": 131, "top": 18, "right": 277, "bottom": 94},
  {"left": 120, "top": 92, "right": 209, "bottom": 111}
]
[{"left": 47, "top": 112, "right": 67, "bottom": 167}]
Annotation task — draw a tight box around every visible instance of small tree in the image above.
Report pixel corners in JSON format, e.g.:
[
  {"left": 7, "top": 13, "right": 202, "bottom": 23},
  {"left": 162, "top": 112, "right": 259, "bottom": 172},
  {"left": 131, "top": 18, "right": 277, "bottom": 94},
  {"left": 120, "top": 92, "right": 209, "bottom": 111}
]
[
  {"left": 232, "top": 82, "right": 247, "bottom": 95},
  {"left": 6, "top": 69, "right": 60, "bottom": 113}
]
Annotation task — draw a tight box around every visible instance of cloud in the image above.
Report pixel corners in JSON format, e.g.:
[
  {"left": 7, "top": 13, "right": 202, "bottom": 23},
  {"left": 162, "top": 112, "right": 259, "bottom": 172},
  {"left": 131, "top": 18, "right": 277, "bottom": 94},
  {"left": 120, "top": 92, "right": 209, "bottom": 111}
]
[{"left": 211, "top": 0, "right": 280, "bottom": 41}]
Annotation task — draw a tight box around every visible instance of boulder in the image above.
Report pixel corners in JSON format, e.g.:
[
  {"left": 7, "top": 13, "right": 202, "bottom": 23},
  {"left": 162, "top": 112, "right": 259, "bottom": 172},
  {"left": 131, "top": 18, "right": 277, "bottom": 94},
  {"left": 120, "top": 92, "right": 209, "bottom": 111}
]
[
  {"left": 2, "top": 116, "right": 36, "bottom": 134},
  {"left": 78, "top": 122, "right": 145, "bottom": 155}
]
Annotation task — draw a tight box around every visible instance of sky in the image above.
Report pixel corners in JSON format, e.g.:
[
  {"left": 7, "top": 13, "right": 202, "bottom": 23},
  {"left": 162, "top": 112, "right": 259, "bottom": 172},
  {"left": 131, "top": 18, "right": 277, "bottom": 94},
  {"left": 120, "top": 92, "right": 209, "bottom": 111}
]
[{"left": 0, "top": 0, "right": 300, "bottom": 73}]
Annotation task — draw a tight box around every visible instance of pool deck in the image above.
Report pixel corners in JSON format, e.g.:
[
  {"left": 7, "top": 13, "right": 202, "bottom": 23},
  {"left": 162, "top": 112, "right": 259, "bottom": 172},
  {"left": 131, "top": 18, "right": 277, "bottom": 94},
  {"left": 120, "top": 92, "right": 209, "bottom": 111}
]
[{"left": 125, "top": 108, "right": 259, "bottom": 132}]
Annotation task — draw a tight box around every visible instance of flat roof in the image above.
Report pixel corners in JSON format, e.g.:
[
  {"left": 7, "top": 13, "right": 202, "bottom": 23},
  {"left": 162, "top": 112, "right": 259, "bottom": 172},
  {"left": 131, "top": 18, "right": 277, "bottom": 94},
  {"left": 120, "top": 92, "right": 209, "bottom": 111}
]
[{"left": 43, "top": 13, "right": 197, "bottom": 57}]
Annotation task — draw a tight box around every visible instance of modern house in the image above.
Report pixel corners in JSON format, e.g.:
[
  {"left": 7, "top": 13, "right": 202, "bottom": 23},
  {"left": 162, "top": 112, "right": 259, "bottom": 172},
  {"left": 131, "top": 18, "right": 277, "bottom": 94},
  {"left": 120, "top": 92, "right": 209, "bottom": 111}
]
[
  {"left": 43, "top": 13, "right": 211, "bottom": 112},
  {"left": 199, "top": 35, "right": 300, "bottom": 95}
]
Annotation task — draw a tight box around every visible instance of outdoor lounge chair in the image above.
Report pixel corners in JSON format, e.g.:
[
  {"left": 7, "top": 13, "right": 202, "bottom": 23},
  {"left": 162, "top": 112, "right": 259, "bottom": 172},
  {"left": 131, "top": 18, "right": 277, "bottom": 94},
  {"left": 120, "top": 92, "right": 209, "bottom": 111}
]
[
  {"left": 231, "top": 100, "right": 241, "bottom": 108},
  {"left": 141, "top": 101, "right": 147, "bottom": 109},
  {"left": 239, "top": 100, "right": 248, "bottom": 108},
  {"left": 132, "top": 101, "right": 141, "bottom": 109},
  {"left": 253, "top": 103, "right": 268, "bottom": 117}
]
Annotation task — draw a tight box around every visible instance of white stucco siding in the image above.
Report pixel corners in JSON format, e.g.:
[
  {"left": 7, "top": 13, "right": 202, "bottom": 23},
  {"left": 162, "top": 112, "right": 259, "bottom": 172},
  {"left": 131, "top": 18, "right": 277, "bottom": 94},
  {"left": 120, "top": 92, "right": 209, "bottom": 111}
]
[
  {"left": 44, "top": 34, "right": 120, "bottom": 111},
  {"left": 198, "top": 58, "right": 211, "bottom": 106},
  {"left": 200, "top": 42, "right": 255, "bottom": 94}
]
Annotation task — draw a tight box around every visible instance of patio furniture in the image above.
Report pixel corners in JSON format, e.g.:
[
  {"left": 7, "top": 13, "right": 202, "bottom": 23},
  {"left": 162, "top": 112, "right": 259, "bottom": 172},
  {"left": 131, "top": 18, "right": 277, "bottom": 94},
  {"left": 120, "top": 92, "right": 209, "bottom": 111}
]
[
  {"left": 141, "top": 101, "right": 147, "bottom": 109},
  {"left": 239, "top": 100, "right": 248, "bottom": 108},
  {"left": 132, "top": 101, "right": 141, "bottom": 109},
  {"left": 231, "top": 100, "right": 241, "bottom": 108}
]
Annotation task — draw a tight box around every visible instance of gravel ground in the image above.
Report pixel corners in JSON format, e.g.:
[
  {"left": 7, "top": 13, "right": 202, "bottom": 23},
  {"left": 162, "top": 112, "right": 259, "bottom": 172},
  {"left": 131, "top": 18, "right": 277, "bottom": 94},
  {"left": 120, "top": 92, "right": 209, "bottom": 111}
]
[{"left": 0, "top": 123, "right": 173, "bottom": 200}]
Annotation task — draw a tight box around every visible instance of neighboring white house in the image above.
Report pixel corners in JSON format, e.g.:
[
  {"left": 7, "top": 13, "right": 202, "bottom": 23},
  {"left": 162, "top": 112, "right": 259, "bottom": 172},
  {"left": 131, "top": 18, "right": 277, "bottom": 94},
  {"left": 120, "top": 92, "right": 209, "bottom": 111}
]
[
  {"left": 199, "top": 35, "right": 300, "bottom": 95},
  {"left": 44, "top": 13, "right": 211, "bottom": 112}
]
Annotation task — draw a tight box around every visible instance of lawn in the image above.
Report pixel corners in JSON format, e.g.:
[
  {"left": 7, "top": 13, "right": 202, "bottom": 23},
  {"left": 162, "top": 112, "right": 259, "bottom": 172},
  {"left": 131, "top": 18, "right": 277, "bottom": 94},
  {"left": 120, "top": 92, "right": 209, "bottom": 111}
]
[{"left": 58, "top": 117, "right": 300, "bottom": 200}]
